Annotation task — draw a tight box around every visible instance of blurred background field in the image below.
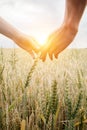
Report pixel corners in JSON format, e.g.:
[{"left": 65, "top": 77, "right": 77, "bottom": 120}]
[{"left": 0, "top": 48, "right": 87, "bottom": 130}]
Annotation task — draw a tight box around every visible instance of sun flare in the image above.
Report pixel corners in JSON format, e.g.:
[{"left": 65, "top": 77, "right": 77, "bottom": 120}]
[{"left": 35, "top": 34, "right": 47, "bottom": 46}]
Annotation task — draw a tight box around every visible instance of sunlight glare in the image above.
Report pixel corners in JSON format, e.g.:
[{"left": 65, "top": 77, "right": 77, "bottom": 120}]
[{"left": 35, "top": 34, "right": 47, "bottom": 46}]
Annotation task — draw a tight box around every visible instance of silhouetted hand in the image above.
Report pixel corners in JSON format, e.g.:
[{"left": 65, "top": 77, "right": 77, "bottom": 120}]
[
  {"left": 0, "top": 17, "right": 41, "bottom": 58},
  {"left": 40, "top": 30, "right": 59, "bottom": 61},
  {"left": 14, "top": 33, "right": 41, "bottom": 58},
  {"left": 39, "top": 0, "right": 86, "bottom": 61}
]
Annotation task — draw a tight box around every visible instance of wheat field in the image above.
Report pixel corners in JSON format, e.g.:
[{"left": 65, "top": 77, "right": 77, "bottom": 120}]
[{"left": 0, "top": 48, "right": 87, "bottom": 130}]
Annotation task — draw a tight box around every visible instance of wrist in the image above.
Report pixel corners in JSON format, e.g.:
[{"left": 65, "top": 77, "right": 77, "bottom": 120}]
[{"left": 12, "top": 30, "right": 23, "bottom": 42}]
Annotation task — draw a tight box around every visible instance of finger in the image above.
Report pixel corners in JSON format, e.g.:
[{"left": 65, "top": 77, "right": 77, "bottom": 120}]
[
  {"left": 54, "top": 51, "right": 58, "bottom": 59},
  {"left": 28, "top": 50, "right": 35, "bottom": 59},
  {"left": 54, "top": 54, "right": 58, "bottom": 59},
  {"left": 48, "top": 52, "right": 53, "bottom": 60},
  {"left": 53, "top": 54, "right": 55, "bottom": 60},
  {"left": 40, "top": 53, "right": 47, "bottom": 62},
  {"left": 39, "top": 38, "right": 53, "bottom": 61},
  {"left": 48, "top": 42, "right": 59, "bottom": 59},
  {"left": 39, "top": 45, "right": 48, "bottom": 61},
  {"left": 48, "top": 45, "right": 58, "bottom": 59}
]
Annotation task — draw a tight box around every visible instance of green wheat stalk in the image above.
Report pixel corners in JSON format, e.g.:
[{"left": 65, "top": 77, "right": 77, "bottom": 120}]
[
  {"left": 24, "top": 57, "right": 39, "bottom": 88},
  {"left": 65, "top": 80, "right": 72, "bottom": 120},
  {"left": 72, "top": 70, "right": 83, "bottom": 119},
  {"left": 51, "top": 80, "right": 58, "bottom": 115},
  {"left": 8, "top": 48, "right": 18, "bottom": 70},
  {"left": 72, "top": 91, "right": 83, "bottom": 119}
]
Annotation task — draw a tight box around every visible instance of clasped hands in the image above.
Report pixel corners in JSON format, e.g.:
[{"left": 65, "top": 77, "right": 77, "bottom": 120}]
[{"left": 17, "top": 32, "right": 58, "bottom": 61}]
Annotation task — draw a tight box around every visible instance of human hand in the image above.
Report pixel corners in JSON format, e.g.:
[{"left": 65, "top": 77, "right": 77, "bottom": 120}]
[
  {"left": 14, "top": 32, "right": 41, "bottom": 58},
  {"left": 40, "top": 30, "right": 59, "bottom": 61},
  {"left": 0, "top": 17, "right": 41, "bottom": 57},
  {"left": 39, "top": 25, "right": 70, "bottom": 61}
]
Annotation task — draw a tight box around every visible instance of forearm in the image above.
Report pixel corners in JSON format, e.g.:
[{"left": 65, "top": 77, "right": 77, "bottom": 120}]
[
  {"left": 0, "top": 17, "right": 30, "bottom": 52},
  {"left": 0, "top": 17, "right": 40, "bottom": 55},
  {"left": 0, "top": 17, "right": 20, "bottom": 41}
]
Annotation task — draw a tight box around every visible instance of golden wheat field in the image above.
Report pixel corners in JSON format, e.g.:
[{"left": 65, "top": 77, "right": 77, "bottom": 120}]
[{"left": 0, "top": 48, "right": 87, "bottom": 130}]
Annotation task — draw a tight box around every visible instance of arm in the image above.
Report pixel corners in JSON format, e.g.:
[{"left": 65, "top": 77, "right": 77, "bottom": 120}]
[
  {"left": 40, "top": 0, "right": 86, "bottom": 61},
  {"left": 0, "top": 17, "right": 40, "bottom": 55}
]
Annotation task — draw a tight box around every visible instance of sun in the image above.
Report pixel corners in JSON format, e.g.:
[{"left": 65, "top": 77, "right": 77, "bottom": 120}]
[{"left": 34, "top": 33, "right": 47, "bottom": 46}]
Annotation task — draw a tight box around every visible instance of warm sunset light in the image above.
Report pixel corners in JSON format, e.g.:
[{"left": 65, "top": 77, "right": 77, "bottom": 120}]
[{"left": 35, "top": 33, "right": 47, "bottom": 46}]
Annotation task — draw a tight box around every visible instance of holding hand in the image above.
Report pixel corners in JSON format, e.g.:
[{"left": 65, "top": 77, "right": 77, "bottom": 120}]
[
  {"left": 40, "top": 29, "right": 60, "bottom": 61},
  {"left": 39, "top": 0, "right": 86, "bottom": 61},
  {"left": 13, "top": 32, "right": 40, "bottom": 58},
  {"left": 0, "top": 17, "right": 40, "bottom": 58}
]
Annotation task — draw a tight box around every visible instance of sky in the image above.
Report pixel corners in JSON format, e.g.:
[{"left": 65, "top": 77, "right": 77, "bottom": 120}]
[{"left": 0, "top": 0, "right": 87, "bottom": 48}]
